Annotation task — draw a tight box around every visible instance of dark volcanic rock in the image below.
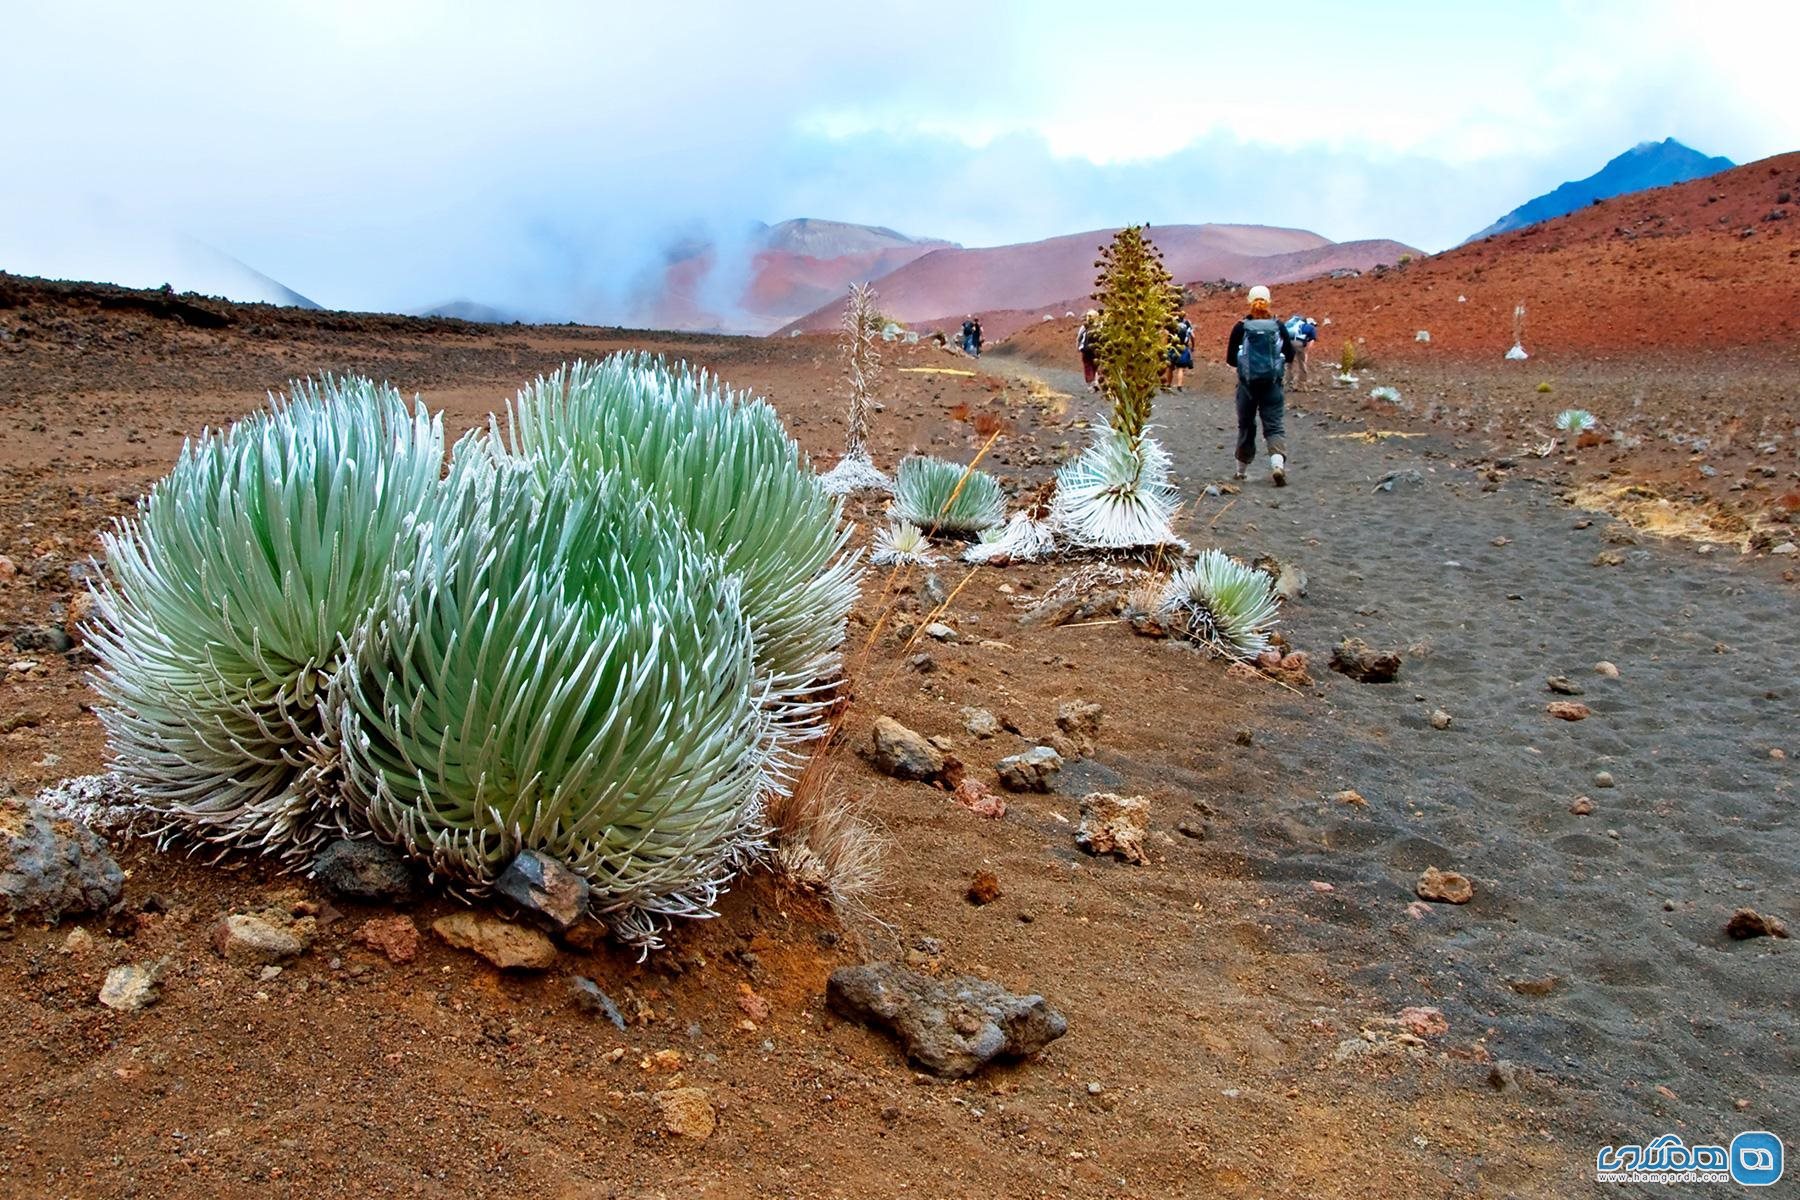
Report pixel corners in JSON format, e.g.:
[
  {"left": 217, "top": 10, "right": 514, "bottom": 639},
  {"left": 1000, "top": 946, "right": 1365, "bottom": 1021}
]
[
  {"left": 1330, "top": 638, "right": 1402, "bottom": 683},
  {"left": 1725, "top": 908, "right": 1790, "bottom": 940},
  {"left": 827, "top": 962, "right": 1067, "bottom": 1078},
  {"left": 312, "top": 838, "right": 418, "bottom": 902},
  {"left": 495, "top": 850, "right": 590, "bottom": 930},
  {"left": 0, "top": 796, "right": 123, "bottom": 924}
]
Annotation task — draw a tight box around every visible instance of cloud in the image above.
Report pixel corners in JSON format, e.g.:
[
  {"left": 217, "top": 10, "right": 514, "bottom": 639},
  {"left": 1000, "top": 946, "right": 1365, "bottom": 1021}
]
[{"left": 0, "top": 0, "right": 1789, "bottom": 322}]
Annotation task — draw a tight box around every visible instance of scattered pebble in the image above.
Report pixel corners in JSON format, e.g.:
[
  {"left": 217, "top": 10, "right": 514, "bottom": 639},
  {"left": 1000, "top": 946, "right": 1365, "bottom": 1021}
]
[
  {"left": 1594, "top": 661, "right": 1620, "bottom": 678},
  {"left": 1416, "top": 867, "right": 1474, "bottom": 905},
  {"left": 1594, "top": 771, "right": 1616, "bottom": 788},
  {"left": 1429, "top": 709, "right": 1452, "bottom": 730},
  {"left": 996, "top": 746, "right": 1062, "bottom": 793},
  {"left": 654, "top": 1087, "right": 716, "bottom": 1140},
  {"left": 98, "top": 961, "right": 164, "bottom": 1012},
  {"left": 353, "top": 915, "right": 420, "bottom": 964},
  {"left": 431, "top": 912, "right": 557, "bottom": 971},
  {"left": 1075, "top": 792, "right": 1150, "bottom": 864},
  {"left": 1546, "top": 701, "right": 1591, "bottom": 722},
  {"left": 1333, "top": 789, "right": 1368, "bottom": 807},
  {"left": 1725, "top": 908, "right": 1790, "bottom": 940},
  {"left": 966, "top": 871, "right": 1001, "bottom": 906},
  {"left": 1569, "top": 796, "right": 1595, "bottom": 816},
  {"left": 1545, "top": 675, "right": 1585, "bottom": 695}
]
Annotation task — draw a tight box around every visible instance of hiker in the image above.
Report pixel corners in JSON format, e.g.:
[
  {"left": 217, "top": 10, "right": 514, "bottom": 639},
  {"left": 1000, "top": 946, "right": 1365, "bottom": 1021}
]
[
  {"left": 1225, "top": 285, "right": 1296, "bottom": 486},
  {"left": 970, "top": 316, "right": 984, "bottom": 357},
  {"left": 1283, "top": 313, "right": 1318, "bottom": 389},
  {"left": 960, "top": 316, "right": 976, "bottom": 356},
  {"left": 1077, "top": 310, "right": 1101, "bottom": 390},
  {"left": 1166, "top": 313, "right": 1195, "bottom": 391}
]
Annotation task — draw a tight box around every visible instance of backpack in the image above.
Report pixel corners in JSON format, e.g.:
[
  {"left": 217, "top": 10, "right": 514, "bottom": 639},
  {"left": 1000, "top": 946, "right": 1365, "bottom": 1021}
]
[{"left": 1238, "top": 318, "right": 1285, "bottom": 382}]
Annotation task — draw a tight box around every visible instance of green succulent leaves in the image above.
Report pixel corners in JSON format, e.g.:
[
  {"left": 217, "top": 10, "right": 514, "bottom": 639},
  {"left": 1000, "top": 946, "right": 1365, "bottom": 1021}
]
[
  {"left": 1159, "top": 550, "right": 1280, "bottom": 660},
  {"left": 89, "top": 357, "right": 859, "bottom": 946},
  {"left": 337, "top": 458, "right": 769, "bottom": 934},
  {"left": 89, "top": 376, "right": 444, "bottom": 860},
  {"left": 891, "top": 455, "right": 1006, "bottom": 534}
]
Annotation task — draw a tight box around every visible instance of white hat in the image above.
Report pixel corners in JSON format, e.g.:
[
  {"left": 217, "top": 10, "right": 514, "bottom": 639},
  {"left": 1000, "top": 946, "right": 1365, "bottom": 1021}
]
[{"left": 1247, "top": 285, "right": 1270, "bottom": 304}]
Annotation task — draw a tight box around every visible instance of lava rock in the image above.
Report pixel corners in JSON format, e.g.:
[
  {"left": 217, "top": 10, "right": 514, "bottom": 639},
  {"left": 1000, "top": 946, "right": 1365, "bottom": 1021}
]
[
  {"left": 653, "top": 1087, "right": 716, "bottom": 1140},
  {"left": 1373, "top": 469, "right": 1425, "bottom": 493},
  {"left": 1416, "top": 867, "right": 1474, "bottom": 905},
  {"left": 1076, "top": 792, "right": 1150, "bottom": 864},
  {"left": 12, "top": 625, "right": 72, "bottom": 654},
  {"left": 0, "top": 795, "right": 124, "bottom": 924},
  {"left": 1050, "top": 700, "right": 1103, "bottom": 760},
  {"left": 352, "top": 915, "right": 420, "bottom": 964},
  {"left": 1725, "top": 908, "right": 1790, "bottom": 940},
  {"left": 827, "top": 962, "right": 1068, "bottom": 1078},
  {"left": 1330, "top": 638, "right": 1401, "bottom": 683},
  {"left": 952, "top": 777, "right": 1006, "bottom": 819},
  {"left": 495, "top": 849, "right": 590, "bottom": 930},
  {"left": 924, "top": 622, "right": 957, "bottom": 642},
  {"left": 966, "top": 871, "right": 1001, "bottom": 906},
  {"left": 570, "top": 976, "right": 629, "bottom": 1029},
  {"left": 1429, "top": 709, "right": 1453, "bottom": 730},
  {"left": 98, "top": 960, "right": 165, "bottom": 1012},
  {"left": 1546, "top": 675, "right": 1585, "bottom": 696},
  {"left": 996, "top": 746, "right": 1062, "bottom": 793},
  {"left": 213, "top": 911, "right": 315, "bottom": 965},
  {"left": 1546, "top": 701, "right": 1592, "bottom": 721},
  {"left": 431, "top": 911, "right": 557, "bottom": 970},
  {"left": 869, "top": 716, "right": 945, "bottom": 780},
  {"left": 960, "top": 707, "right": 1001, "bottom": 739},
  {"left": 312, "top": 838, "right": 418, "bottom": 902}
]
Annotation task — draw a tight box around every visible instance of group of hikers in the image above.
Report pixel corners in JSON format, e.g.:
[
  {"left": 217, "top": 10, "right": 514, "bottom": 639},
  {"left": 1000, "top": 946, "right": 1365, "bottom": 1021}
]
[
  {"left": 1075, "top": 287, "right": 1320, "bottom": 487},
  {"left": 959, "top": 315, "right": 984, "bottom": 357}
]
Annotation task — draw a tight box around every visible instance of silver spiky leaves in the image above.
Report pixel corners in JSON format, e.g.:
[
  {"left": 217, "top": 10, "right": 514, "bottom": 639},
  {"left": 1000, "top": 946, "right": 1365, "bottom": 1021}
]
[
  {"left": 871, "top": 521, "right": 939, "bottom": 567},
  {"left": 1158, "top": 549, "right": 1280, "bottom": 660},
  {"left": 87, "top": 376, "right": 444, "bottom": 862},
  {"left": 890, "top": 456, "right": 1006, "bottom": 534},
  {"left": 1554, "top": 408, "right": 1597, "bottom": 434},
  {"left": 498, "top": 355, "right": 860, "bottom": 744},
  {"left": 1051, "top": 429, "right": 1184, "bottom": 550},
  {"left": 335, "top": 456, "right": 770, "bottom": 939}
]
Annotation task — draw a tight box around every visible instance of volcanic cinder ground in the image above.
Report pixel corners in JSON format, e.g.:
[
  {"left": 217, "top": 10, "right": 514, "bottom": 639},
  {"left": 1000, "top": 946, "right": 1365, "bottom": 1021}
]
[{"left": 0, "top": 155, "right": 1795, "bottom": 1200}]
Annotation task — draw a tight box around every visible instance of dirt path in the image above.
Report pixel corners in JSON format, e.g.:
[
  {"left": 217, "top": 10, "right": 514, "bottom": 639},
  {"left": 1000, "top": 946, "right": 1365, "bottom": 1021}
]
[{"left": 1001, "top": 352, "right": 1799, "bottom": 1154}]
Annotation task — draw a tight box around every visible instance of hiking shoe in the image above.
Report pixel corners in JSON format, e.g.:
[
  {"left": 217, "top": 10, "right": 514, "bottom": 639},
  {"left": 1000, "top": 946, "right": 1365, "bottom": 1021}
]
[
  {"left": 1233, "top": 465, "right": 1247, "bottom": 481},
  {"left": 1270, "top": 453, "right": 1287, "bottom": 487}
]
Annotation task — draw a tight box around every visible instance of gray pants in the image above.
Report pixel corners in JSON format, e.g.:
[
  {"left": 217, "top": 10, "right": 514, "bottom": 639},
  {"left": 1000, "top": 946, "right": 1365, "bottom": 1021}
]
[{"left": 1235, "top": 377, "right": 1286, "bottom": 463}]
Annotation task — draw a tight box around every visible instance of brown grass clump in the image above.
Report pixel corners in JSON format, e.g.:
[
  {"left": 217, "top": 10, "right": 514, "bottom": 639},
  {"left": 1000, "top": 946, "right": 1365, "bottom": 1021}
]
[{"left": 765, "top": 738, "right": 887, "bottom": 913}]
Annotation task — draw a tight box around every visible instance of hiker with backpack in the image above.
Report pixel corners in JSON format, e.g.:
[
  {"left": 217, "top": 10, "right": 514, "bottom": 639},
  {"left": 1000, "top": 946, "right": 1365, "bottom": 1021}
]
[
  {"left": 970, "top": 315, "right": 984, "bottom": 357},
  {"left": 961, "top": 316, "right": 976, "bottom": 356},
  {"left": 1225, "top": 285, "right": 1296, "bottom": 486},
  {"left": 1166, "top": 314, "right": 1195, "bottom": 391},
  {"left": 1283, "top": 313, "right": 1318, "bottom": 390},
  {"left": 1077, "top": 310, "right": 1101, "bottom": 391}
]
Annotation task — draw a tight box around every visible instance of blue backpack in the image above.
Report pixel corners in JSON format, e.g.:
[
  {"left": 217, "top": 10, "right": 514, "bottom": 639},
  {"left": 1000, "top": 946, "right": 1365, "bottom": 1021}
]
[{"left": 1238, "top": 318, "right": 1285, "bottom": 382}]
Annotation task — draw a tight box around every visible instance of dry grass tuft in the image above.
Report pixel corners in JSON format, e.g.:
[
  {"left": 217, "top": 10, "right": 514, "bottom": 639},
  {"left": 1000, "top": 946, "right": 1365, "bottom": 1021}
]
[{"left": 765, "top": 737, "right": 888, "bottom": 914}]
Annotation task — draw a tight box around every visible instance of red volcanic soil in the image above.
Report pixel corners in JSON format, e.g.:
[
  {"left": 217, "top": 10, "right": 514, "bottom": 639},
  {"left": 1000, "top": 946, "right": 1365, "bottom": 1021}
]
[
  {"left": 1005, "top": 152, "right": 1800, "bottom": 367},
  {"left": 780, "top": 225, "right": 1418, "bottom": 338}
]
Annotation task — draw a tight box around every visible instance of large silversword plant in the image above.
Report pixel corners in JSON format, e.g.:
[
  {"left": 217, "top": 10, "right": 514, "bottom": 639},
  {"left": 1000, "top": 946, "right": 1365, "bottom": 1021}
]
[
  {"left": 335, "top": 456, "right": 771, "bottom": 945},
  {"left": 496, "top": 355, "right": 859, "bottom": 745},
  {"left": 88, "top": 376, "right": 443, "bottom": 861}
]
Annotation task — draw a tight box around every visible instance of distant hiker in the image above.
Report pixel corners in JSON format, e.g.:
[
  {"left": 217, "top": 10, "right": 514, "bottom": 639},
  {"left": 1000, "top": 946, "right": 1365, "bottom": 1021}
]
[
  {"left": 1166, "top": 314, "right": 1195, "bottom": 391},
  {"left": 970, "top": 316, "right": 984, "bottom": 357},
  {"left": 1225, "top": 285, "right": 1296, "bottom": 486},
  {"left": 1283, "top": 313, "right": 1318, "bottom": 389},
  {"left": 1077, "top": 310, "right": 1101, "bottom": 390},
  {"left": 961, "top": 316, "right": 976, "bottom": 355}
]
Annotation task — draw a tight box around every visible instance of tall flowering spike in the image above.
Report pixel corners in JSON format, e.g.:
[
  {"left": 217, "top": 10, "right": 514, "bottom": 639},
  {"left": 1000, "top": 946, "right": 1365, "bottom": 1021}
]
[
  {"left": 821, "top": 282, "right": 894, "bottom": 495},
  {"left": 1158, "top": 550, "right": 1281, "bottom": 660},
  {"left": 335, "top": 456, "right": 770, "bottom": 945},
  {"left": 87, "top": 375, "right": 444, "bottom": 861},
  {"left": 498, "top": 355, "right": 860, "bottom": 745},
  {"left": 1092, "top": 226, "right": 1179, "bottom": 444},
  {"left": 890, "top": 455, "right": 1006, "bottom": 534}
]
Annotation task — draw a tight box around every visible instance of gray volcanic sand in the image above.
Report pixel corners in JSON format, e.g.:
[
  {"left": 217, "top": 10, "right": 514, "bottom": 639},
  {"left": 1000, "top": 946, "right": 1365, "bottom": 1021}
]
[{"left": 1023, "top": 361, "right": 1796, "bottom": 1148}]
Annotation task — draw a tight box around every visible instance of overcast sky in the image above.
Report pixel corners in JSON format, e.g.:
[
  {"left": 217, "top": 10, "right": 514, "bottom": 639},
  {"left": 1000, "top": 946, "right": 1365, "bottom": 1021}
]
[{"left": 3, "top": 0, "right": 1794, "bottom": 320}]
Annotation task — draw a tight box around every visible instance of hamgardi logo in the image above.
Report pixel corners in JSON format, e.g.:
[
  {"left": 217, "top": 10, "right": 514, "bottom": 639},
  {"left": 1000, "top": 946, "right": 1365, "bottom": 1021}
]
[{"left": 1594, "top": 1130, "right": 1783, "bottom": 1186}]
